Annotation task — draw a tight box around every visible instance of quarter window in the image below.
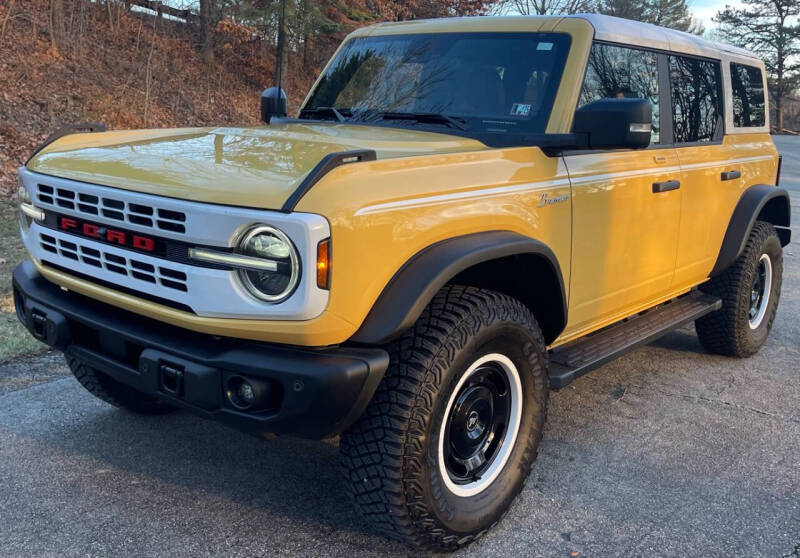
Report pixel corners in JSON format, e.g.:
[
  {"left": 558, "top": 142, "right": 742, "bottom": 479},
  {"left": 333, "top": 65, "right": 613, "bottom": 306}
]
[
  {"left": 579, "top": 43, "right": 660, "bottom": 144},
  {"left": 730, "top": 63, "right": 766, "bottom": 127},
  {"left": 669, "top": 55, "right": 723, "bottom": 143}
]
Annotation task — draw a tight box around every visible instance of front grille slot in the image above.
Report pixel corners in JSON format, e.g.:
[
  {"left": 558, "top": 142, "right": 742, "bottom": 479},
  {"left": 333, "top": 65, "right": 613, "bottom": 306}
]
[
  {"left": 36, "top": 183, "right": 187, "bottom": 234},
  {"left": 39, "top": 233, "right": 188, "bottom": 292}
]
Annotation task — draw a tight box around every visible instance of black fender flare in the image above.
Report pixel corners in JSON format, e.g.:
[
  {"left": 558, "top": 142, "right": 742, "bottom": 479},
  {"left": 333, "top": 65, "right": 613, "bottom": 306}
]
[
  {"left": 350, "top": 231, "right": 567, "bottom": 345},
  {"left": 710, "top": 185, "right": 791, "bottom": 277}
]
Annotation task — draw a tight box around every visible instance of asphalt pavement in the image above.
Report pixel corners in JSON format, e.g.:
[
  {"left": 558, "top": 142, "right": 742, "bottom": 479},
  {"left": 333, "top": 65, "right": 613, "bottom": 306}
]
[{"left": 1, "top": 137, "right": 798, "bottom": 557}]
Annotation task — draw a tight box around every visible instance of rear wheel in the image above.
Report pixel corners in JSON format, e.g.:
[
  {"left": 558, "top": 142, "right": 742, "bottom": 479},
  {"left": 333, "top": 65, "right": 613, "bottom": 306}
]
[
  {"left": 66, "top": 355, "right": 176, "bottom": 415},
  {"left": 695, "top": 221, "right": 783, "bottom": 357},
  {"left": 340, "top": 286, "right": 548, "bottom": 552}
]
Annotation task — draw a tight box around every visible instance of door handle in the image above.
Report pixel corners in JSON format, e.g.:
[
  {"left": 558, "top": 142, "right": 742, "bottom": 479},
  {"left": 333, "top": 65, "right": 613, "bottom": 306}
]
[
  {"left": 720, "top": 170, "right": 741, "bottom": 181},
  {"left": 652, "top": 180, "right": 680, "bottom": 193}
]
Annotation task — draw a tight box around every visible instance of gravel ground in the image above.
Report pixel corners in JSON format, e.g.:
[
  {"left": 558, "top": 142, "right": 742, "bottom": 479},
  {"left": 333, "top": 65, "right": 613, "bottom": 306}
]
[{"left": 0, "top": 136, "right": 798, "bottom": 557}]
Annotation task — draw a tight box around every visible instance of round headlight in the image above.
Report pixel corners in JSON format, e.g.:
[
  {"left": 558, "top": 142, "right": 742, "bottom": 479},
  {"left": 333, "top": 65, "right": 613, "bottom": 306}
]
[{"left": 237, "top": 225, "right": 300, "bottom": 303}]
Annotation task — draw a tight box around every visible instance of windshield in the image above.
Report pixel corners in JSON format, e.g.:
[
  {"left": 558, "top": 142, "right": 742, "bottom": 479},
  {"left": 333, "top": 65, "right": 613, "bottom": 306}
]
[{"left": 302, "top": 32, "right": 571, "bottom": 141}]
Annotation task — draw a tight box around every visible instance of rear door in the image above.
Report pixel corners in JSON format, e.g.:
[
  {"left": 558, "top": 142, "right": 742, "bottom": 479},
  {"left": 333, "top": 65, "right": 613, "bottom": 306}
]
[
  {"left": 564, "top": 43, "right": 682, "bottom": 336},
  {"left": 670, "top": 57, "right": 776, "bottom": 289},
  {"left": 667, "top": 54, "right": 732, "bottom": 288}
]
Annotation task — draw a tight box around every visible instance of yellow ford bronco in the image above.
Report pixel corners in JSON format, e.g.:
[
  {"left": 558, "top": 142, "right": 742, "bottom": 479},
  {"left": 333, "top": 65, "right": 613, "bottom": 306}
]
[{"left": 13, "top": 13, "right": 790, "bottom": 552}]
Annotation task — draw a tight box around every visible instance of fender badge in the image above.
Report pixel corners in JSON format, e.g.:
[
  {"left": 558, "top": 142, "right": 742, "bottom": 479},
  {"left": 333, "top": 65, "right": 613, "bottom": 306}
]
[{"left": 537, "top": 193, "right": 569, "bottom": 207}]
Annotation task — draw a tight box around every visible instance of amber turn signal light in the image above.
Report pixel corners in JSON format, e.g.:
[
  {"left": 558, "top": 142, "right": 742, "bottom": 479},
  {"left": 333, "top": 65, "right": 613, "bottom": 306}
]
[{"left": 317, "top": 238, "right": 330, "bottom": 289}]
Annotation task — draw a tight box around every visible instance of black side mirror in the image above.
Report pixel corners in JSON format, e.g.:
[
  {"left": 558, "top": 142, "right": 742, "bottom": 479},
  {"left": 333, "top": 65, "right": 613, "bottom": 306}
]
[
  {"left": 261, "top": 86, "right": 287, "bottom": 123},
  {"left": 573, "top": 98, "right": 652, "bottom": 150}
]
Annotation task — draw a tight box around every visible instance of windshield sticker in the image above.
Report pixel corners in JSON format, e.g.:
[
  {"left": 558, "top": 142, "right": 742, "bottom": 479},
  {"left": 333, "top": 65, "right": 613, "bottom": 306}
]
[
  {"left": 510, "top": 103, "right": 532, "bottom": 117},
  {"left": 536, "top": 42, "right": 554, "bottom": 51}
]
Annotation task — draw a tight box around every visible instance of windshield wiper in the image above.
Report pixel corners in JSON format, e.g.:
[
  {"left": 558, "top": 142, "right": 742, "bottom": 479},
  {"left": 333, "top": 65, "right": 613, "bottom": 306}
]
[
  {"left": 371, "top": 111, "right": 468, "bottom": 131},
  {"left": 299, "top": 106, "right": 350, "bottom": 122}
]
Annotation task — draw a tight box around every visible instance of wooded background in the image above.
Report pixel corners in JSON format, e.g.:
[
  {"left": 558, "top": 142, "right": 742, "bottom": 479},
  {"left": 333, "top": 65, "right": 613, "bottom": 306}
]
[{"left": 0, "top": 0, "right": 798, "bottom": 198}]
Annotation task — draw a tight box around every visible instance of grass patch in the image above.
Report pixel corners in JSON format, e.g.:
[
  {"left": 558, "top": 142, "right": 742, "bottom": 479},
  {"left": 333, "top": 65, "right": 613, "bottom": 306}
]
[
  {"left": 0, "top": 309, "right": 45, "bottom": 362},
  {"left": 1, "top": 200, "right": 29, "bottom": 295},
  {"left": 0, "top": 201, "right": 46, "bottom": 362}
]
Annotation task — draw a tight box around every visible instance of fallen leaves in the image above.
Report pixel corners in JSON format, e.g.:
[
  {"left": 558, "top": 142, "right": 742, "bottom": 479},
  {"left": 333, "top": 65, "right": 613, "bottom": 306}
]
[{"left": 0, "top": 0, "right": 319, "bottom": 200}]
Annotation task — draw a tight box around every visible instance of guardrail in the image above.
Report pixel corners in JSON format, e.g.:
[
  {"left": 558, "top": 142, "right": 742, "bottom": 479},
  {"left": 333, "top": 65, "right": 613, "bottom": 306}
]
[{"left": 125, "top": 0, "right": 194, "bottom": 22}]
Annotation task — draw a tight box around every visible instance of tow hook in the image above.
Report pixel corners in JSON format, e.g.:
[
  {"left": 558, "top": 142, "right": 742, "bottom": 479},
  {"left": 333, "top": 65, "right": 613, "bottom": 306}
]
[
  {"left": 30, "top": 310, "right": 48, "bottom": 340},
  {"left": 159, "top": 363, "right": 185, "bottom": 396}
]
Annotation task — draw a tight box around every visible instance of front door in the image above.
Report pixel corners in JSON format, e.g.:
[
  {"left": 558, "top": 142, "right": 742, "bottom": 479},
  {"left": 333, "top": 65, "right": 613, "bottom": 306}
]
[{"left": 563, "top": 42, "right": 682, "bottom": 337}]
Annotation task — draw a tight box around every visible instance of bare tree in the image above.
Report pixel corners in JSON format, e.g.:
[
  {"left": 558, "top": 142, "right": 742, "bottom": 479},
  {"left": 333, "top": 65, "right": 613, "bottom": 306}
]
[{"left": 715, "top": 0, "right": 800, "bottom": 130}]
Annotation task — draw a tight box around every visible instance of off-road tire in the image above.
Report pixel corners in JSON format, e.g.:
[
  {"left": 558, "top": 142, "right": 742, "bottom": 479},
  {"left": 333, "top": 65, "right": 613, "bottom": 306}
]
[
  {"left": 340, "top": 285, "right": 549, "bottom": 552},
  {"left": 66, "top": 355, "right": 176, "bottom": 415},
  {"left": 695, "top": 220, "right": 783, "bottom": 357}
]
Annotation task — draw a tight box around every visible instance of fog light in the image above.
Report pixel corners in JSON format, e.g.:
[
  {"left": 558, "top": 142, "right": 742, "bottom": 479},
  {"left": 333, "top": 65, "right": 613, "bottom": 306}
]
[
  {"left": 225, "top": 375, "right": 277, "bottom": 412},
  {"left": 237, "top": 381, "right": 255, "bottom": 406}
]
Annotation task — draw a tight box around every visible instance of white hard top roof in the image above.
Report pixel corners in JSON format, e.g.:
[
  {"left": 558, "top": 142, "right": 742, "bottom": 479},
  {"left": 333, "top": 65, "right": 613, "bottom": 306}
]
[
  {"left": 361, "top": 13, "right": 761, "bottom": 63},
  {"left": 568, "top": 13, "right": 759, "bottom": 62}
]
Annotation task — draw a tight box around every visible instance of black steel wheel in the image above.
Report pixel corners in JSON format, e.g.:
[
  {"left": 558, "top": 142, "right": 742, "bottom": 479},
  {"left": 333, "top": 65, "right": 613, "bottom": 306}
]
[{"left": 439, "top": 354, "right": 522, "bottom": 497}]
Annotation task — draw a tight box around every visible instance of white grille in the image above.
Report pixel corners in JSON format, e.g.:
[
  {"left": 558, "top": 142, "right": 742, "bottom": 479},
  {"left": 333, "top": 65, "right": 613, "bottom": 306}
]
[
  {"left": 19, "top": 167, "right": 331, "bottom": 320},
  {"left": 39, "top": 232, "right": 188, "bottom": 292},
  {"left": 36, "top": 183, "right": 186, "bottom": 234}
]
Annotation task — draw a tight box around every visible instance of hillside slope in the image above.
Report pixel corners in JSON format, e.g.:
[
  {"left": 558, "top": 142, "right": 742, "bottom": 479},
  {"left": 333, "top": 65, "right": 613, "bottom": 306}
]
[{"left": 0, "top": 0, "right": 315, "bottom": 198}]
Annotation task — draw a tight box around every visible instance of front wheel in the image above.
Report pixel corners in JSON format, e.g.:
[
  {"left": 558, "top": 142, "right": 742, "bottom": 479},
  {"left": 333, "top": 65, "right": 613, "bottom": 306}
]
[
  {"left": 695, "top": 220, "right": 783, "bottom": 357},
  {"left": 340, "top": 286, "right": 548, "bottom": 552}
]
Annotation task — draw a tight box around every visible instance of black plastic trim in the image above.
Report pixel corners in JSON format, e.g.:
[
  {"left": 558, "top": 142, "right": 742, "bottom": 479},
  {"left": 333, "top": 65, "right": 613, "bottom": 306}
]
[
  {"left": 12, "top": 260, "right": 389, "bottom": 439},
  {"left": 710, "top": 185, "right": 791, "bottom": 276},
  {"left": 281, "top": 149, "right": 377, "bottom": 213},
  {"left": 26, "top": 122, "right": 106, "bottom": 165},
  {"left": 350, "top": 231, "right": 567, "bottom": 345},
  {"left": 656, "top": 52, "right": 674, "bottom": 145}
]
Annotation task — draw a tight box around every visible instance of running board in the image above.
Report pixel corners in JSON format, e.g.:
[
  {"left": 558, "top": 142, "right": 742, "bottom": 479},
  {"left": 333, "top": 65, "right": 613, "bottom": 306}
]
[{"left": 548, "top": 291, "right": 722, "bottom": 389}]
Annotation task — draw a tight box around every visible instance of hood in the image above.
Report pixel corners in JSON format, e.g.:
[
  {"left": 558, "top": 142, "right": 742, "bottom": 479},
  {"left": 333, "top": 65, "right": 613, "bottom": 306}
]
[{"left": 26, "top": 123, "right": 488, "bottom": 210}]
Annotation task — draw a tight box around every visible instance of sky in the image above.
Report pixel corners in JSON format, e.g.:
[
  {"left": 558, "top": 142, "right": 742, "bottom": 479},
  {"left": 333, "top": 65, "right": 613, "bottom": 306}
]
[{"left": 688, "top": 0, "right": 743, "bottom": 32}]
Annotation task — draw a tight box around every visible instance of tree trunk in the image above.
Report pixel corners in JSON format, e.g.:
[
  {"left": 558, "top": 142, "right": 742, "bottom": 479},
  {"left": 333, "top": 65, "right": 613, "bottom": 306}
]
[
  {"left": 776, "top": 94, "right": 784, "bottom": 131},
  {"left": 274, "top": 0, "right": 288, "bottom": 87},
  {"left": 106, "top": 0, "right": 115, "bottom": 32},
  {"left": 0, "top": 0, "right": 16, "bottom": 43},
  {"left": 199, "top": 0, "right": 214, "bottom": 64},
  {"left": 49, "top": 0, "right": 64, "bottom": 52}
]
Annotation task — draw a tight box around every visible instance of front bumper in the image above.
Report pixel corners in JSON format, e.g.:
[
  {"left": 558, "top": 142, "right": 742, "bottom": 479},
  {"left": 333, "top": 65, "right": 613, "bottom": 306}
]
[{"left": 12, "top": 260, "right": 389, "bottom": 439}]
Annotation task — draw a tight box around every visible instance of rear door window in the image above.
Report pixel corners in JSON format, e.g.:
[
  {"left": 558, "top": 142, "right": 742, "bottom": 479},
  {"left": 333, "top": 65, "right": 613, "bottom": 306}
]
[
  {"left": 579, "top": 43, "right": 660, "bottom": 144},
  {"left": 730, "top": 63, "right": 766, "bottom": 127},
  {"left": 669, "top": 55, "right": 723, "bottom": 143}
]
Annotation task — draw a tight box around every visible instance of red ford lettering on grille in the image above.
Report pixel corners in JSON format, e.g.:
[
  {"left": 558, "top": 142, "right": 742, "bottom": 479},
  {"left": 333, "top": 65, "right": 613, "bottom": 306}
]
[{"left": 58, "top": 216, "right": 156, "bottom": 252}]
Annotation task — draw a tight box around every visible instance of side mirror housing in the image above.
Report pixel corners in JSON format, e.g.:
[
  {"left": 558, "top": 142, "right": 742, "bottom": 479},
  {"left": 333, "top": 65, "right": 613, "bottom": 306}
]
[
  {"left": 573, "top": 98, "right": 652, "bottom": 150},
  {"left": 261, "top": 86, "right": 287, "bottom": 123}
]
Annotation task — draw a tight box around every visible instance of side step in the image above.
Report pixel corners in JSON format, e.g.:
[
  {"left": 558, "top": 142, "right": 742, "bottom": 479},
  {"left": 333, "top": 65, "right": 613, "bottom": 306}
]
[{"left": 548, "top": 291, "right": 722, "bottom": 389}]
